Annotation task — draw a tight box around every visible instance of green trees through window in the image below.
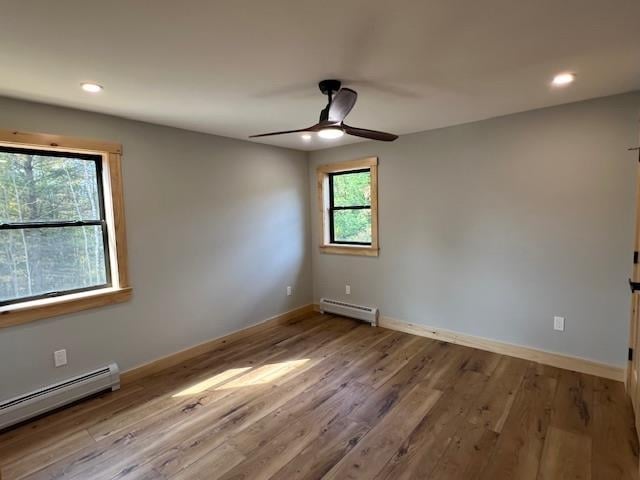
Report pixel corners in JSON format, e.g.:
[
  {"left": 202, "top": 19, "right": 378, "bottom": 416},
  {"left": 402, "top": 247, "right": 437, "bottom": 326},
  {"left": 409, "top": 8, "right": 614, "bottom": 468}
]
[
  {"left": 330, "top": 169, "right": 372, "bottom": 244},
  {"left": 0, "top": 148, "right": 109, "bottom": 305}
]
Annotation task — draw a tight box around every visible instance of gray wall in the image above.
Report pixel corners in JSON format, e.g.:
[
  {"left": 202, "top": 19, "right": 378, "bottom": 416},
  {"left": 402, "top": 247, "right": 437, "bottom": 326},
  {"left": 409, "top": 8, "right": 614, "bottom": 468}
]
[
  {"left": 309, "top": 92, "right": 640, "bottom": 367},
  {"left": 0, "top": 97, "right": 312, "bottom": 401},
  {"left": 1, "top": 91, "right": 637, "bottom": 402}
]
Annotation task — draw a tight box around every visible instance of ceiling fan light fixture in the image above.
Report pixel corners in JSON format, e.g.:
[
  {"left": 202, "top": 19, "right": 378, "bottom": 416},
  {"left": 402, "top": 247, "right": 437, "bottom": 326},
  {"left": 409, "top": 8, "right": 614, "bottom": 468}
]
[{"left": 318, "top": 127, "right": 344, "bottom": 139}]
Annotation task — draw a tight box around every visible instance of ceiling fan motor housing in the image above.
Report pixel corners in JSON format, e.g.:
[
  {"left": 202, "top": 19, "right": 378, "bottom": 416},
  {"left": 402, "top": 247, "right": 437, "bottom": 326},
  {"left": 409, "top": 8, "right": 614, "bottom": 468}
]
[
  {"left": 318, "top": 80, "right": 342, "bottom": 123},
  {"left": 318, "top": 79, "right": 342, "bottom": 96}
]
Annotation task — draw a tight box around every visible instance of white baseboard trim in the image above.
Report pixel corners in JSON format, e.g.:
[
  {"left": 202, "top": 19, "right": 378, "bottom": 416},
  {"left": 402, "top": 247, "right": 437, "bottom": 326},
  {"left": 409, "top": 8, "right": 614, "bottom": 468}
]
[{"left": 378, "top": 316, "right": 625, "bottom": 381}]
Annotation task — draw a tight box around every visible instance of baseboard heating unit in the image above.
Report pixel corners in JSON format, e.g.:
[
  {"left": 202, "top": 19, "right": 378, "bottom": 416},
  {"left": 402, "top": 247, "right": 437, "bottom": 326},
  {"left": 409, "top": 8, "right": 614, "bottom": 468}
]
[
  {"left": 0, "top": 363, "right": 120, "bottom": 430},
  {"left": 319, "top": 298, "right": 379, "bottom": 326}
]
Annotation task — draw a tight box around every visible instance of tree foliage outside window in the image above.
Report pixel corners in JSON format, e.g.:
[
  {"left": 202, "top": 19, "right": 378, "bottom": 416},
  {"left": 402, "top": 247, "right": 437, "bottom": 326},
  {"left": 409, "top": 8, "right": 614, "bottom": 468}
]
[
  {"left": 0, "top": 148, "right": 109, "bottom": 305},
  {"left": 330, "top": 170, "right": 372, "bottom": 244}
]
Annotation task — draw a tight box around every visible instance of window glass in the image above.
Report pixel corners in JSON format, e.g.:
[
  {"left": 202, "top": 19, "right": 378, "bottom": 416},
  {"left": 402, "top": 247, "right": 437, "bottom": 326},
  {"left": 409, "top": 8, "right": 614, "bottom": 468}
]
[
  {"left": 332, "top": 209, "right": 372, "bottom": 243},
  {"left": 0, "top": 151, "right": 101, "bottom": 223},
  {"left": 332, "top": 171, "right": 371, "bottom": 207}
]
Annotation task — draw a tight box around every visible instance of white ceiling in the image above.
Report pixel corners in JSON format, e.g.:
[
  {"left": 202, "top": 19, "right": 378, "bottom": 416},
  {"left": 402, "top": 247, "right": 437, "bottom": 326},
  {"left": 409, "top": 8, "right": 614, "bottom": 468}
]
[{"left": 1, "top": 0, "right": 639, "bottom": 151}]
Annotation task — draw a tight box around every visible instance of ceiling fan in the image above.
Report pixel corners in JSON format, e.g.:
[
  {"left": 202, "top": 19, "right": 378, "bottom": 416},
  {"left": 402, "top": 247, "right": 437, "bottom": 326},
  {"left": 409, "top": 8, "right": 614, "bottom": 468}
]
[{"left": 250, "top": 79, "right": 398, "bottom": 142}]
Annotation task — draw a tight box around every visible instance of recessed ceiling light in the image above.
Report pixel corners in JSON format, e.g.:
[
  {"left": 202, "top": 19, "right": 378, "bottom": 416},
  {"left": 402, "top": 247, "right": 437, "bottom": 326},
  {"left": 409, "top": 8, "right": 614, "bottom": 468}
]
[
  {"left": 81, "top": 82, "right": 103, "bottom": 93},
  {"left": 551, "top": 73, "right": 575, "bottom": 87},
  {"left": 301, "top": 133, "right": 312, "bottom": 141},
  {"left": 318, "top": 128, "right": 344, "bottom": 139}
]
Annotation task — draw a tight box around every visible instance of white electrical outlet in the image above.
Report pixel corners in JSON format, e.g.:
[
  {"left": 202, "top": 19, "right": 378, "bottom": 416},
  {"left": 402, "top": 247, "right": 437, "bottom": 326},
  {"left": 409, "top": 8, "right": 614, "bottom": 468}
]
[
  {"left": 345, "top": 285, "right": 351, "bottom": 295},
  {"left": 54, "top": 349, "right": 67, "bottom": 367},
  {"left": 286, "top": 286, "right": 292, "bottom": 296},
  {"left": 553, "top": 316, "right": 565, "bottom": 332}
]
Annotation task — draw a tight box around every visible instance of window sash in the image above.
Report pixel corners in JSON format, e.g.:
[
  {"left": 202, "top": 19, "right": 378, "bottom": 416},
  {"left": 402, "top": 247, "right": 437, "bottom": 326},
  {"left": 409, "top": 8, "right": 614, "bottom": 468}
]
[
  {"left": 0, "top": 279, "right": 112, "bottom": 306},
  {"left": 0, "top": 220, "right": 104, "bottom": 229},
  {"left": 0, "top": 145, "right": 107, "bottom": 223},
  {"left": 0, "top": 146, "right": 112, "bottom": 306},
  {"left": 328, "top": 169, "right": 372, "bottom": 246}
]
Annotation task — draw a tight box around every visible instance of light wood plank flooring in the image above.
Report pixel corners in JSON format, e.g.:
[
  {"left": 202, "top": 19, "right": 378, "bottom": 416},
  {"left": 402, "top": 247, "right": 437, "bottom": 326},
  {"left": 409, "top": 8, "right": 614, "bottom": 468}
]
[{"left": 0, "top": 314, "right": 638, "bottom": 479}]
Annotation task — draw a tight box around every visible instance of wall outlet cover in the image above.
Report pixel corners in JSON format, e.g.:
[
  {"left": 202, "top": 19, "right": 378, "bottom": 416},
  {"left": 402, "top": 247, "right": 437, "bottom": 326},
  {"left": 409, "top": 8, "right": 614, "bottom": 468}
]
[
  {"left": 553, "top": 316, "right": 565, "bottom": 332},
  {"left": 54, "top": 349, "right": 68, "bottom": 367},
  {"left": 286, "top": 286, "right": 292, "bottom": 296},
  {"left": 345, "top": 285, "right": 351, "bottom": 295}
]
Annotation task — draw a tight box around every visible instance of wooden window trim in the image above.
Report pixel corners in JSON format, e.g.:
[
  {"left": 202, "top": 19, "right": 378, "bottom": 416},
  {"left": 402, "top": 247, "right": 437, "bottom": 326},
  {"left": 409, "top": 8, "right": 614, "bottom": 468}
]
[
  {"left": 0, "top": 129, "right": 131, "bottom": 328},
  {"left": 316, "top": 156, "right": 379, "bottom": 256}
]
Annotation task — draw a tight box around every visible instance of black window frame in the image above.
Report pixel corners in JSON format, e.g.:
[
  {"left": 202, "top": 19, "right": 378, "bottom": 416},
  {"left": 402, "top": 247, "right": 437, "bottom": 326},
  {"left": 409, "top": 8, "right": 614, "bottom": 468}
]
[
  {"left": 328, "top": 168, "right": 372, "bottom": 246},
  {"left": 0, "top": 145, "right": 112, "bottom": 307}
]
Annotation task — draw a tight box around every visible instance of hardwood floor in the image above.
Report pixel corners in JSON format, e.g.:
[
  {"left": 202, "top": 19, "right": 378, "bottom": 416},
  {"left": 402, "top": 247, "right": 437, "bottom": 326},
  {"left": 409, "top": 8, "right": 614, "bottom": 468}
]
[{"left": 0, "top": 313, "right": 638, "bottom": 479}]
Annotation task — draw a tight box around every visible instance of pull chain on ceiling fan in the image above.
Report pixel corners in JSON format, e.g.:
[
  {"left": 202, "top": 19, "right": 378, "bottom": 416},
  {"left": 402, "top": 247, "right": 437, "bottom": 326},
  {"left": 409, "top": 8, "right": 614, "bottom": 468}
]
[{"left": 250, "top": 79, "right": 398, "bottom": 142}]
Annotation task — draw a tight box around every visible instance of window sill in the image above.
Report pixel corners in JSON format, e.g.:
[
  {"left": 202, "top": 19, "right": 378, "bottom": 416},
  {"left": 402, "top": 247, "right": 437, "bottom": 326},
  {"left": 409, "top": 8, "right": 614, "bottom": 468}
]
[
  {"left": 320, "top": 244, "right": 379, "bottom": 257},
  {"left": 0, "top": 287, "right": 132, "bottom": 328}
]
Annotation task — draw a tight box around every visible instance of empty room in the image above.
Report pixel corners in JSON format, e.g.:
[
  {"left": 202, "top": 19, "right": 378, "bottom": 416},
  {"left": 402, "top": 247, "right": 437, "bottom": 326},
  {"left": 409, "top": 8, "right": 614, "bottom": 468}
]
[{"left": 1, "top": 1, "right": 640, "bottom": 479}]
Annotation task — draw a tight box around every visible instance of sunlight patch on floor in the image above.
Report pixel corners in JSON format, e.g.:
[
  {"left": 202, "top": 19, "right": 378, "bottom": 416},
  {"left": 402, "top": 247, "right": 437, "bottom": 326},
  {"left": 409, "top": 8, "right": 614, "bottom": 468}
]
[
  {"left": 172, "top": 359, "right": 311, "bottom": 397},
  {"left": 172, "top": 367, "right": 252, "bottom": 397},
  {"left": 214, "top": 359, "right": 310, "bottom": 390}
]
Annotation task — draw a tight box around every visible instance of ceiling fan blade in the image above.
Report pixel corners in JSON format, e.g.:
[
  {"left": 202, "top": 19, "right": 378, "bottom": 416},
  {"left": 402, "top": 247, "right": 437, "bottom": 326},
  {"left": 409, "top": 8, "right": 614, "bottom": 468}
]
[
  {"left": 343, "top": 124, "right": 398, "bottom": 142},
  {"left": 328, "top": 88, "right": 358, "bottom": 123},
  {"left": 249, "top": 127, "right": 314, "bottom": 138}
]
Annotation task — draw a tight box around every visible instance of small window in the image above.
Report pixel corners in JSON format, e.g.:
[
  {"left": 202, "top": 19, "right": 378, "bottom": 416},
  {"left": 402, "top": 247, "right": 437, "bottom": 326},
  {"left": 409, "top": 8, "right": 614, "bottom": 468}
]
[
  {"left": 0, "top": 129, "right": 131, "bottom": 327},
  {"left": 329, "top": 169, "right": 372, "bottom": 245},
  {"left": 0, "top": 147, "right": 111, "bottom": 306},
  {"left": 317, "top": 157, "right": 379, "bottom": 256}
]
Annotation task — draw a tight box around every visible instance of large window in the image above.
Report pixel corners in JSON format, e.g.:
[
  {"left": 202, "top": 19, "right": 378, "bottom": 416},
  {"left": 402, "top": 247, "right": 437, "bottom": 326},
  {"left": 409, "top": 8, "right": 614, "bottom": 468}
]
[
  {"left": 0, "top": 130, "right": 131, "bottom": 327},
  {"left": 317, "top": 157, "right": 379, "bottom": 256},
  {"left": 0, "top": 147, "right": 111, "bottom": 305}
]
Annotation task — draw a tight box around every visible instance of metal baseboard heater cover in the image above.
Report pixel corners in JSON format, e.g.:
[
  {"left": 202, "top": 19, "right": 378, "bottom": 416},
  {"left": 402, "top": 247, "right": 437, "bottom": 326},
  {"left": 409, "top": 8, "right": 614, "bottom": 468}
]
[
  {"left": 0, "top": 363, "right": 120, "bottom": 430},
  {"left": 319, "top": 298, "right": 378, "bottom": 326}
]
